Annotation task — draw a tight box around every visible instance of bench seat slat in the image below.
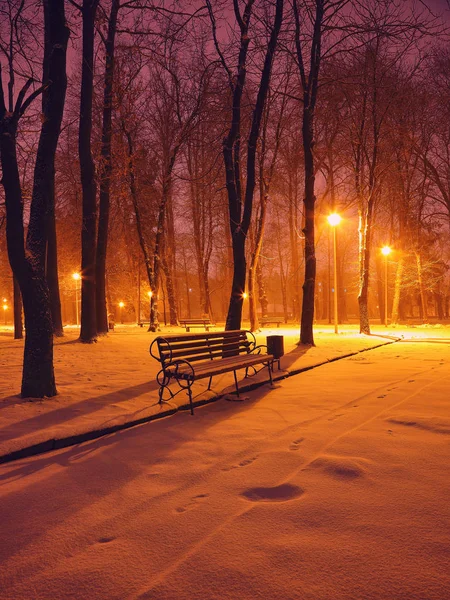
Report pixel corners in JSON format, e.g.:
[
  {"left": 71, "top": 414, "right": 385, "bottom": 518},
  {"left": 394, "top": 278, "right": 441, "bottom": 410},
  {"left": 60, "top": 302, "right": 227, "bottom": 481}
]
[{"left": 166, "top": 354, "right": 274, "bottom": 380}]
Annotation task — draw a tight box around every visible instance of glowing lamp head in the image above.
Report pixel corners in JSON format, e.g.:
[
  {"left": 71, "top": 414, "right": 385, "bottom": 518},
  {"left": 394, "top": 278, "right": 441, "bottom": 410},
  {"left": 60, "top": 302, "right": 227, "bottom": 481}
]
[
  {"left": 119, "top": 301, "right": 125, "bottom": 308},
  {"left": 72, "top": 272, "right": 81, "bottom": 281},
  {"left": 2, "top": 304, "right": 7, "bottom": 311},
  {"left": 242, "top": 292, "right": 248, "bottom": 300},
  {"left": 147, "top": 291, "right": 153, "bottom": 298},
  {"left": 381, "top": 246, "right": 392, "bottom": 256},
  {"left": 327, "top": 213, "right": 341, "bottom": 227}
]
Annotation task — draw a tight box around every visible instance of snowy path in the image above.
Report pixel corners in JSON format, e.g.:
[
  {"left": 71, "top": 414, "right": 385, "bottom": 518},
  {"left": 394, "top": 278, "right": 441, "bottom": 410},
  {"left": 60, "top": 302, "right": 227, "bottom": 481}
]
[{"left": 1, "top": 340, "right": 450, "bottom": 599}]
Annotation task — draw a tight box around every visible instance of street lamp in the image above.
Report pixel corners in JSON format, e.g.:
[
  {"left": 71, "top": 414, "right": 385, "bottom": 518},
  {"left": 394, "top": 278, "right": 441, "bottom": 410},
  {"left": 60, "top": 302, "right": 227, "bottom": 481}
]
[
  {"left": 2, "top": 303, "right": 8, "bottom": 325},
  {"left": 327, "top": 213, "right": 341, "bottom": 334},
  {"left": 72, "top": 272, "right": 81, "bottom": 326},
  {"left": 119, "top": 301, "right": 125, "bottom": 324},
  {"left": 381, "top": 246, "right": 392, "bottom": 327}
]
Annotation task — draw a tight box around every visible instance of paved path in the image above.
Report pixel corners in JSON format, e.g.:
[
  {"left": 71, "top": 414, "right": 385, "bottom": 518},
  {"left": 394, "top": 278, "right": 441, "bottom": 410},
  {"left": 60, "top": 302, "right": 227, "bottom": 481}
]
[{"left": 1, "top": 340, "right": 450, "bottom": 599}]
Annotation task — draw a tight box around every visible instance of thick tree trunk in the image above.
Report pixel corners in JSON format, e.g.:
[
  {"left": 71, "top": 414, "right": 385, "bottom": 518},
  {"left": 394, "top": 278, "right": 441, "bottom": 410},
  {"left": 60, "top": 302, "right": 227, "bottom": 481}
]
[
  {"left": 13, "top": 275, "right": 23, "bottom": 339},
  {"left": 226, "top": 232, "right": 246, "bottom": 330},
  {"left": 79, "top": 0, "right": 99, "bottom": 343},
  {"left": 46, "top": 208, "right": 64, "bottom": 336},
  {"left": 224, "top": 0, "right": 283, "bottom": 331},
  {"left": 1, "top": 125, "right": 57, "bottom": 396},
  {"left": 300, "top": 108, "right": 316, "bottom": 345},
  {"left": 42, "top": 0, "right": 64, "bottom": 338},
  {"left": 96, "top": 0, "right": 119, "bottom": 335},
  {"left": 0, "top": 0, "right": 68, "bottom": 396}
]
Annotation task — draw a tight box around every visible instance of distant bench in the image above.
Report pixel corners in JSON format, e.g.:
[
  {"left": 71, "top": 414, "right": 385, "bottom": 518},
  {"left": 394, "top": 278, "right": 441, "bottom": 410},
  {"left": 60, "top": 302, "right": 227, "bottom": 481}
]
[
  {"left": 137, "top": 318, "right": 213, "bottom": 330},
  {"left": 179, "top": 318, "right": 213, "bottom": 332},
  {"left": 260, "top": 316, "right": 284, "bottom": 328},
  {"left": 150, "top": 330, "right": 274, "bottom": 414}
]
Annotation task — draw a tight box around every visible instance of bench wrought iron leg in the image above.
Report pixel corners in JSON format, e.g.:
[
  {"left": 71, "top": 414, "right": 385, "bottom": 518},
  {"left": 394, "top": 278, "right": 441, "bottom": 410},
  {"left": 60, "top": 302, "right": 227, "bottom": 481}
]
[
  {"left": 233, "top": 370, "right": 240, "bottom": 397},
  {"left": 158, "top": 384, "right": 164, "bottom": 404},
  {"left": 207, "top": 376, "right": 213, "bottom": 391},
  {"left": 267, "top": 361, "right": 274, "bottom": 386},
  {"left": 187, "top": 382, "right": 194, "bottom": 415}
]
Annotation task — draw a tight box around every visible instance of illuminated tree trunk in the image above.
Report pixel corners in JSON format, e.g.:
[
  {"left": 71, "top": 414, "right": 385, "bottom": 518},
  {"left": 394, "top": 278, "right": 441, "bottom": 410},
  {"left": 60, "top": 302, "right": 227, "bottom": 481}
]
[
  {"left": 96, "top": 0, "right": 119, "bottom": 335},
  {"left": 79, "top": 0, "right": 100, "bottom": 343},
  {"left": 0, "top": 0, "right": 68, "bottom": 396},
  {"left": 13, "top": 275, "right": 23, "bottom": 340},
  {"left": 416, "top": 252, "right": 428, "bottom": 322},
  {"left": 256, "top": 261, "right": 269, "bottom": 318},
  {"left": 391, "top": 256, "right": 404, "bottom": 325}
]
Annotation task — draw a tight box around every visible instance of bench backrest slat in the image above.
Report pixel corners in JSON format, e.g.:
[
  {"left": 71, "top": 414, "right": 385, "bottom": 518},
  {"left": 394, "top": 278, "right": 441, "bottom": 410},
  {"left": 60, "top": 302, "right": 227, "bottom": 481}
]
[{"left": 151, "top": 330, "right": 254, "bottom": 367}]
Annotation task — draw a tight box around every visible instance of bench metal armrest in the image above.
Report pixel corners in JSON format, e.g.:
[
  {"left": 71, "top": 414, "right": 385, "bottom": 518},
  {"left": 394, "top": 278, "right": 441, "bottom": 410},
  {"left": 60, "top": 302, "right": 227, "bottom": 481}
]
[
  {"left": 243, "top": 329, "right": 257, "bottom": 352},
  {"left": 165, "top": 359, "right": 195, "bottom": 380},
  {"left": 250, "top": 344, "right": 268, "bottom": 356},
  {"left": 150, "top": 337, "right": 172, "bottom": 363}
]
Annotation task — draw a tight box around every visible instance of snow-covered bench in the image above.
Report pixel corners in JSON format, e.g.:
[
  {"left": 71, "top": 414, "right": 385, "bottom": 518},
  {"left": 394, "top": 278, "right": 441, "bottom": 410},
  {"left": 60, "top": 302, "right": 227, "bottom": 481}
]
[{"left": 149, "top": 330, "right": 274, "bottom": 414}]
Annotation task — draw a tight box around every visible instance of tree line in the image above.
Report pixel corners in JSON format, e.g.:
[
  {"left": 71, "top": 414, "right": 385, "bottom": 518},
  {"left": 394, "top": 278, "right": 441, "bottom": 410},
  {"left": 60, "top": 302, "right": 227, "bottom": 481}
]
[{"left": 0, "top": 0, "right": 448, "bottom": 397}]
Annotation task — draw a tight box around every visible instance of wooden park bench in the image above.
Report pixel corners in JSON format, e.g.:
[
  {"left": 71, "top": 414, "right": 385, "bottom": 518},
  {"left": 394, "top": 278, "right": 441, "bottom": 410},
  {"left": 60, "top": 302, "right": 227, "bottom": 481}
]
[
  {"left": 179, "top": 318, "right": 213, "bottom": 332},
  {"left": 149, "top": 330, "right": 274, "bottom": 415},
  {"left": 260, "top": 316, "right": 284, "bottom": 328}
]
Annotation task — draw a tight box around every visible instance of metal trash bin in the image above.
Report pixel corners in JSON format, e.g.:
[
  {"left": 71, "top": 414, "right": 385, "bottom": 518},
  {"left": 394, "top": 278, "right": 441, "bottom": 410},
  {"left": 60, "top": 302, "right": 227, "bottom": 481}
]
[{"left": 267, "top": 335, "right": 284, "bottom": 369}]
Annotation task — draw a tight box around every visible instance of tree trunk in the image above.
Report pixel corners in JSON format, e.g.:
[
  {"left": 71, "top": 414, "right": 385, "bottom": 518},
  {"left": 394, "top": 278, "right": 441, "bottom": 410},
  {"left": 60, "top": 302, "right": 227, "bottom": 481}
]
[
  {"left": 391, "top": 256, "right": 404, "bottom": 325},
  {"left": 161, "top": 253, "right": 179, "bottom": 325},
  {"left": 0, "top": 0, "right": 68, "bottom": 396},
  {"left": 256, "top": 260, "right": 269, "bottom": 318},
  {"left": 300, "top": 107, "right": 317, "bottom": 345},
  {"left": 96, "top": 0, "right": 119, "bottom": 335},
  {"left": 123, "top": 126, "right": 159, "bottom": 332},
  {"left": 79, "top": 0, "right": 99, "bottom": 343},
  {"left": 224, "top": 0, "right": 283, "bottom": 331},
  {"left": 46, "top": 208, "right": 64, "bottom": 336},
  {"left": 43, "top": 0, "right": 64, "bottom": 338},
  {"left": 13, "top": 275, "right": 23, "bottom": 340},
  {"left": 416, "top": 252, "right": 428, "bottom": 322}
]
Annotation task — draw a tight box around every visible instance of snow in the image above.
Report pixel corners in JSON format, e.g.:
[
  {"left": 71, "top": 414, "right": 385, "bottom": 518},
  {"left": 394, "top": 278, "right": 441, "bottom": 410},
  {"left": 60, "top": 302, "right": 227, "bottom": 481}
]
[{"left": 0, "top": 324, "right": 450, "bottom": 599}]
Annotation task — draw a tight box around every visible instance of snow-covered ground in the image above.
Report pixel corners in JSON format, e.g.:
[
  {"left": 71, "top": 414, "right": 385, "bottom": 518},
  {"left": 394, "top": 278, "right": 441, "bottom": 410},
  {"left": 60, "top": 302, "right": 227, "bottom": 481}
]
[
  {"left": 0, "top": 323, "right": 399, "bottom": 458},
  {"left": 0, "top": 325, "right": 449, "bottom": 599}
]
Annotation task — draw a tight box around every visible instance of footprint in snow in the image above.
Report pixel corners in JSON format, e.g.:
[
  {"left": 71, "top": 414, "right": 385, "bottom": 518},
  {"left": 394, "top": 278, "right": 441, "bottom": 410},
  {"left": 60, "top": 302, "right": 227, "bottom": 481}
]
[
  {"left": 97, "top": 537, "right": 115, "bottom": 544},
  {"left": 175, "top": 493, "right": 209, "bottom": 514},
  {"left": 328, "top": 413, "right": 344, "bottom": 421},
  {"left": 241, "top": 483, "right": 304, "bottom": 503},
  {"left": 289, "top": 437, "right": 304, "bottom": 451},
  {"left": 222, "top": 456, "right": 258, "bottom": 472}
]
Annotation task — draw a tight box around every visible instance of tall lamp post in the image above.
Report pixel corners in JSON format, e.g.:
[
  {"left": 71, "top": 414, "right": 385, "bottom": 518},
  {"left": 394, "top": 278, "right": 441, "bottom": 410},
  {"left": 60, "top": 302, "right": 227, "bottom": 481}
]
[
  {"left": 327, "top": 213, "right": 341, "bottom": 334},
  {"left": 72, "top": 272, "right": 81, "bottom": 326},
  {"left": 381, "top": 246, "right": 392, "bottom": 327},
  {"left": 3, "top": 302, "right": 8, "bottom": 325}
]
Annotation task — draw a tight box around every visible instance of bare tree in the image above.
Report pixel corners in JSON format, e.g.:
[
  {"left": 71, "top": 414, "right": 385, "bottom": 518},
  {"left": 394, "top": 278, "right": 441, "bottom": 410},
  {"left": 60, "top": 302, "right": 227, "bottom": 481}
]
[
  {"left": 207, "top": 0, "right": 284, "bottom": 330},
  {"left": 0, "top": 0, "right": 69, "bottom": 396}
]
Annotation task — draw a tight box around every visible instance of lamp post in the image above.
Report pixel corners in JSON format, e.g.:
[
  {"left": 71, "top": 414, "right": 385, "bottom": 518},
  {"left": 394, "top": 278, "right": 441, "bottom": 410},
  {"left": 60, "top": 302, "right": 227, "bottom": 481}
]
[
  {"left": 3, "top": 303, "right": 8, "bottom": 325},
  {"left": 327, "top": 213, "right": 341, "bottom": 334},
  {"left": 119, "top": 301, "right": 125, "bottom": 324},
  {"left": 381, "top": 246, "right": 392, "bottom": 327},
  {"left": 72, "top": 273, "right": 81, "bottom": 326}
]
